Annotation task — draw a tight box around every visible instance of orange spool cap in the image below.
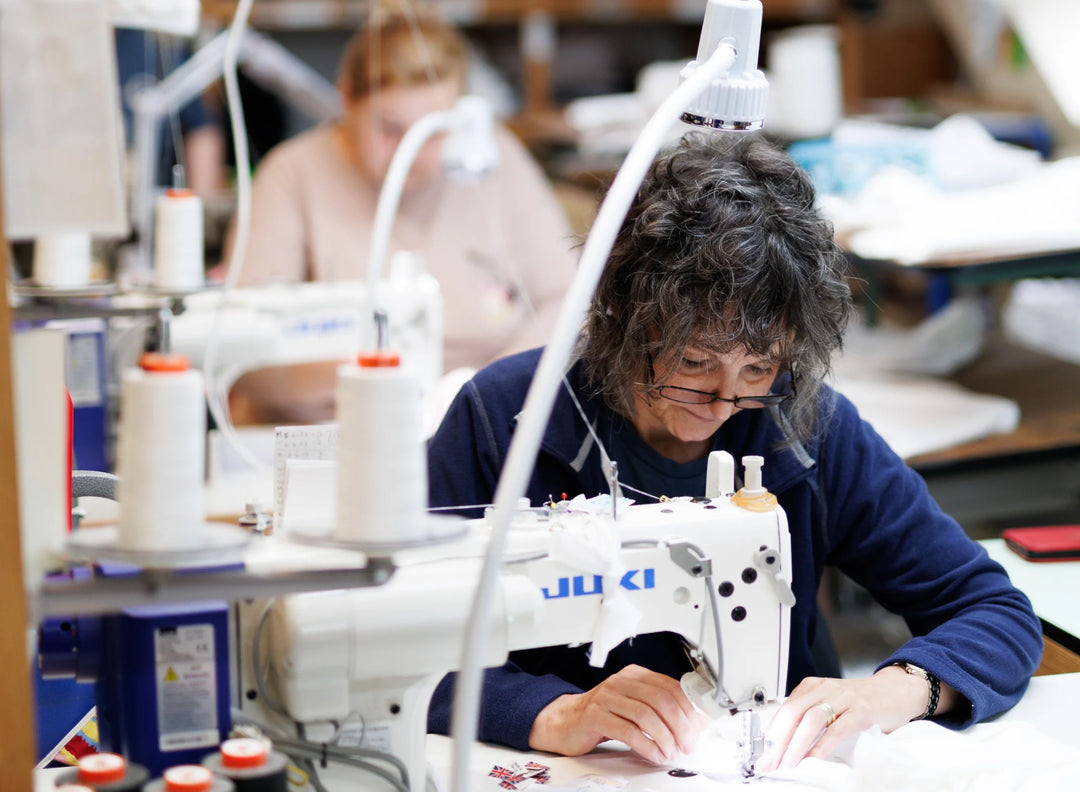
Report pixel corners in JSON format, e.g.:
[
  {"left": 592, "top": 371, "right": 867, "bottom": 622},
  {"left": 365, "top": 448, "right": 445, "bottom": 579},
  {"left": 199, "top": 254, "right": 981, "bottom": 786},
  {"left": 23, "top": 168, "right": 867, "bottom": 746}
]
[
  {"left": 139, "top": 352, "right": 191, "bottom": 372},
  {"left": 78, "top": 753, "right": 127, "bottom": 785},
  {"left": 163, "top": 765, "right": 214, "bottom": 792},
  {"left": 165, "top": 187, "right": 194, "bottom": 199},
  {"left": 219, "top": 737, "right": 269, "bottom": 769},
  {"left": 358, "top": 350, "right": 401, "bottom": 368}
]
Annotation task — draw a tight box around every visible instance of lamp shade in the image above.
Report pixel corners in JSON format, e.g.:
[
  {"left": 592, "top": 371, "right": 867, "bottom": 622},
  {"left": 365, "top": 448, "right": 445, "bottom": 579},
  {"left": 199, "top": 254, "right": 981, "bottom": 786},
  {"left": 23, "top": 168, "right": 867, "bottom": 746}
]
[{"left": 680, "top": 0, "right": 769, "bottom": 131}]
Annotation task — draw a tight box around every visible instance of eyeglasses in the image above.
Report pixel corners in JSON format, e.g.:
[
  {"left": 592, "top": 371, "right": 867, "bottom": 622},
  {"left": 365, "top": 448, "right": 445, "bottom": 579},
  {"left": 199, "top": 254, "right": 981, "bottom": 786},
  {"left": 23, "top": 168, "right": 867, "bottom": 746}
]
[{"left": 645, "top": 382, "right": 795, "bottom": 409}]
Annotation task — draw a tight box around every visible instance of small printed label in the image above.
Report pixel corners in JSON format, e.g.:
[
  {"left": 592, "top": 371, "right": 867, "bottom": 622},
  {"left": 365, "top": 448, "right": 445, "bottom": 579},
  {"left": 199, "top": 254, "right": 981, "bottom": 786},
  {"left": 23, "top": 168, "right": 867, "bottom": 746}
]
[
  {"left": 155, "top": 625, "right": 218, "bottom": 752},
  {"left": 67, "top": 332, "right": 103, "bottom": 406},
  {"left": 359, "top": 723, "right": 392, "bottom": 753}
]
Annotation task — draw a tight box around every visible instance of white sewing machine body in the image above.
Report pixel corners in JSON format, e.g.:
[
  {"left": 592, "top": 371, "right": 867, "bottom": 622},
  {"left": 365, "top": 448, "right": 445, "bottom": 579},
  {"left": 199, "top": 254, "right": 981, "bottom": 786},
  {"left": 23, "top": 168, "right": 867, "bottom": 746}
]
[
  {"left": 169, "top": 265, "right": 443, "bottom": 397},
  {"left": 515, "top": 497, "right": 793, "bottom": 709},
  {"left": 237, "top": 486, "right": 793, "bottom": 789}
]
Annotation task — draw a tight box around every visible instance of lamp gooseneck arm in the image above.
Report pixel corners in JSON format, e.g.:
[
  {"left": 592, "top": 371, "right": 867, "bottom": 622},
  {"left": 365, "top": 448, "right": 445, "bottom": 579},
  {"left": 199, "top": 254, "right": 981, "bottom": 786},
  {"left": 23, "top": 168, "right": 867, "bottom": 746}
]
[
  {"left": 365, "top": 109, "right": 455, "bottom": 350},
  {"left": 448, "top": 41, "right": 739, "bottom": 792}
]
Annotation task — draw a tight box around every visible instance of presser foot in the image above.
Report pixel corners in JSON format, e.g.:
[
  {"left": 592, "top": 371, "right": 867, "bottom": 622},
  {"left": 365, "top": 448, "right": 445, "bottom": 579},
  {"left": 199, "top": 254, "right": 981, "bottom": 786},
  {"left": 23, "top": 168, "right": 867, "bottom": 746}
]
[{"left": 738, "top": 710, "right": 766, "bottom": 778}]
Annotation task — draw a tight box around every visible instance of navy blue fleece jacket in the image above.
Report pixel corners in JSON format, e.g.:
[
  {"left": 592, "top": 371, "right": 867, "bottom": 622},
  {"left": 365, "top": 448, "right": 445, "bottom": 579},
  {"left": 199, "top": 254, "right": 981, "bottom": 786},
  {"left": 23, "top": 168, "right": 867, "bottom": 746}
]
[{"left": 426, "top": 348, "right": 1042, "bottom": 750}]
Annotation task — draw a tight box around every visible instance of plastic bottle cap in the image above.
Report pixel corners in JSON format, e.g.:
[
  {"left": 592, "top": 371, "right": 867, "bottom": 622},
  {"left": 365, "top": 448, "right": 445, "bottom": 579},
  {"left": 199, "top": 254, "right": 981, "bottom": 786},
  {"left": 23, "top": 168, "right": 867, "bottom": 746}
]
[
  {"left": 220, "top": 737, "right": 269, "bottom": 769},
  {"left": 139, "top": 352, "right": 191, "bottom": 372},
  {"left": 78, "top": 753, "right": 127, "bottom": 784},
  {"left": 358, "top": 350, "right": 401, "bottom": 368},
  {"left": 163, "top": 765, "right": 214, "bottom": 792}
]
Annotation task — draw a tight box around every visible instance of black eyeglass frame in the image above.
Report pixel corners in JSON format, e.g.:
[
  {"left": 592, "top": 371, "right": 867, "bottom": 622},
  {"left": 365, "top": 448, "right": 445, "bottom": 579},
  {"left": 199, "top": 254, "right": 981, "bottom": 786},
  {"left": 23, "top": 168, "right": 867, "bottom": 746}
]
[
  {"left": 647, "top": 385, "right": 793, "bottom": 408},
  {"left": 638, "top": 369, "right": 797, "bottom": 409}
]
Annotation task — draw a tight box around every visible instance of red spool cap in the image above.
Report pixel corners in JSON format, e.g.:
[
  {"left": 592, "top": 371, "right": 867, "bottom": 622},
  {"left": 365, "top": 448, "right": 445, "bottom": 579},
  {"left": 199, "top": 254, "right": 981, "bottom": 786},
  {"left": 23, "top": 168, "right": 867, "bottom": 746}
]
[
  {"left": 139, "top": 352, "right": 191, "bottom": 372},
  {"left": 358, "top": 350, "right": 401, "bottom": 368},
  {"left": 163, "top": 765, "right": 214, "bottom": 792},
  {"left": 78, "top": 753, "right": 127, "bottom": 784},
  {"left": 220, "top": 737, "right": 269, "bottom": 769}
]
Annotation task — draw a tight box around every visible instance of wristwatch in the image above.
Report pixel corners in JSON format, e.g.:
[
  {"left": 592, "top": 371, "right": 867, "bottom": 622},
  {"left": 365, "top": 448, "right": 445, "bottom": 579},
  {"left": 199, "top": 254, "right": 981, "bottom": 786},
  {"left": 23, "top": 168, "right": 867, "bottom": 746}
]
[{"left": 894, "top": 662, "right": 940, "bottom": 720}]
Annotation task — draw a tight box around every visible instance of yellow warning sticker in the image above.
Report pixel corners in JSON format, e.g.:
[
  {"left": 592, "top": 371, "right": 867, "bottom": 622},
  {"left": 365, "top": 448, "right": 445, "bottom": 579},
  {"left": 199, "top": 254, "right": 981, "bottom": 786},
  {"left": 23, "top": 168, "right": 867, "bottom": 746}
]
[{"left": 164, "top": 667, "right": 179, "bottom": 682}]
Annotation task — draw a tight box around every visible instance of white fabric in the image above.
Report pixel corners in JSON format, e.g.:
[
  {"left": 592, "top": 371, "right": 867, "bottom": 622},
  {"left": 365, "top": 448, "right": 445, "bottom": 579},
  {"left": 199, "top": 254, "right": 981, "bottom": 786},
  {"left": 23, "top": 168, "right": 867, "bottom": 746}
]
[
  {"left": 848, "top": 720, "right": 1080, "bottom": 792},
  {"left": 1004, "top": 278, "right": 1080, "bottom": 367},
  {"left": 815, "top": 115, "right": 1080, "bottom": 265},
  {"left": 839, "top": 155, "right": 1080, "bottom": 265},
  {"left": 421, "top": 675, "right": 1080, "bottom": 790},
  {"left": 546, "top": 504, "right": 642, "bottom": 669},
  {"left": 833, "top": 373, "right": 1020, "bottom": 460},
  {"left": 833, "top": 298, "right": 1020, "bottom": 460}
]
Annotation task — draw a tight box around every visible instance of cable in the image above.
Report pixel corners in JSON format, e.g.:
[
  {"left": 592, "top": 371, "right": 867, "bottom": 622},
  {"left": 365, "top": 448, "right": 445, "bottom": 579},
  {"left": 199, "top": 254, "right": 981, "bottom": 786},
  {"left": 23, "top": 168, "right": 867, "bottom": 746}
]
[
  {"left": 617, "top": 481, "right": 664, "bottom": 502},
  {"left": 366, "top": 106, "right": 455, "bottom": 337},
  {"left": 287, "top": 748, "right": 408, "bottom": 792},
  {"left": 236, "top": 709, "right": 408, "bottom": 781},
  {"left": 232, "top": 707, "right": 410, "bottom": 791},
  {"left": 157, "top": 32, "right": 188, "bottom": 188},
  {"left": 295, "top": 757, "right": 332, "bottom": 792},
  {"left": 219, "top": 0, "right": 253, "bottom": 294},
  {"left": 679, "top": 541, "right": 732, "bottom": 708},
  {"left": 196, "top": 0, "right": 272, "bottom": 473},
  {"left": 399, "top": 0, "right": 439, "bottom": 86},
  {"left": 234, "top": 644, "right": 411, "bottom": 790},
  {"left": 274, "top": 737, "right": 409, "bottom": 790},
  {"left": 427, "top": 503, "right": 494, "bottom": 513}
]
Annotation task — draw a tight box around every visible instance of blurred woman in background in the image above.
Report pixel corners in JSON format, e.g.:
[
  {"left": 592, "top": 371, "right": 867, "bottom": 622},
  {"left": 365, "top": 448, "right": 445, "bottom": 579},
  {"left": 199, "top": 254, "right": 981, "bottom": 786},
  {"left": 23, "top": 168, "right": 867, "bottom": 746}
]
[{"left": 224, "top": 8, "right": 578, "bottom": 424}]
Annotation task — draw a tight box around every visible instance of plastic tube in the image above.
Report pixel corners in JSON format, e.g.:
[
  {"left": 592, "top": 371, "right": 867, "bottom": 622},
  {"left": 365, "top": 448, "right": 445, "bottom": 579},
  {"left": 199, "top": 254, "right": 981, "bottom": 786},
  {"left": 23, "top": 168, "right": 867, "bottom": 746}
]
[
  {"left": 448, "top": 42, "right": 739, "bottom": 792},
  {"left": 366, "top": 108, "right": 454, "bottom": 346}
]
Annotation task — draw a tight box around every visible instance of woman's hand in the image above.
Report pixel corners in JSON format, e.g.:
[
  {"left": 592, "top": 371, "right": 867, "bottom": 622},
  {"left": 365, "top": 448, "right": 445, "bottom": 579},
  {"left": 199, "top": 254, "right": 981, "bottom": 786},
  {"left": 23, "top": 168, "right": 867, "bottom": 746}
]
[
  {"left": 528, "top": 664, "right": 707, "bottom": 764},
  {"left": 756, "top": 666, "right": 957, "bottom": 773}
]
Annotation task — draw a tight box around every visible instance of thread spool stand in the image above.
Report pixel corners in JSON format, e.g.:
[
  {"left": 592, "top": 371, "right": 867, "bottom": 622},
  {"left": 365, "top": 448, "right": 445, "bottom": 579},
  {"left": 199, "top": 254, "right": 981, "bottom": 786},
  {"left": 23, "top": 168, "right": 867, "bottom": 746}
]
[
  {"left": 288, "top": 350, "right": 465, "bottom": 555},
  {"left": 66, "top": 352, "right": 249, "bottom": 569}
]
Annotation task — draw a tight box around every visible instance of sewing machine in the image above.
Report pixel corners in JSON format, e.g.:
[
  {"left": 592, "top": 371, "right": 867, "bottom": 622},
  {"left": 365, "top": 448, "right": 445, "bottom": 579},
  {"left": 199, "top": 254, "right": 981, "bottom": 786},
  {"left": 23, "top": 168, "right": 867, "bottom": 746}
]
[
  {"left": 167, "top": 260, "right": 443, "bottom": 406},
  {"left": 235, "top": 452, "right": 793, "bottom": 791}
]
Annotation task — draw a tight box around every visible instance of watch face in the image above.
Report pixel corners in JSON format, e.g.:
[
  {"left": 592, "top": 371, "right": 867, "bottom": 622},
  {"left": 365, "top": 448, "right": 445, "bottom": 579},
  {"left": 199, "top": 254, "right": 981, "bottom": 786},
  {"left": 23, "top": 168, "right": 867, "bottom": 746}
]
[
  {"left": 902, "top": 661, "right": 928, "bottom": 678},
  {"left": 898, "top": 662, "right": 940, "bottom": 719}
]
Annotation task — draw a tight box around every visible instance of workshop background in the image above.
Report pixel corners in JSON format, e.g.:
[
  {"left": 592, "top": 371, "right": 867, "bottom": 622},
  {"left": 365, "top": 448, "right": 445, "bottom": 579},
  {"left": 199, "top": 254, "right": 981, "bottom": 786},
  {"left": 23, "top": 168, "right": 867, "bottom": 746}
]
[{"left": 4, "top": 0, "right": 1080, "bottom": 784}]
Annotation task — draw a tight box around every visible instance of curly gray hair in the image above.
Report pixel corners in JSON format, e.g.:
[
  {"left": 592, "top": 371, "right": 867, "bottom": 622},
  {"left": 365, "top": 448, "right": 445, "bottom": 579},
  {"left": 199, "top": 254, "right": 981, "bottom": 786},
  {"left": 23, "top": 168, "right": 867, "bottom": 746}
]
[{"left": 582, "top": 131, "right": 852, "bottom": 445}]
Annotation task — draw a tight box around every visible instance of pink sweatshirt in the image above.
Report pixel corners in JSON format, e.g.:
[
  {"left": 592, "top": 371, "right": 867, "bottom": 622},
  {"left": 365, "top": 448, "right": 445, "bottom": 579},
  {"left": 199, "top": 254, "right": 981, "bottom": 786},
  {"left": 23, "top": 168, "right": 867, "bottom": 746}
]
[{"left": 233, "top": 122, "right": 579, "bottom": 371}]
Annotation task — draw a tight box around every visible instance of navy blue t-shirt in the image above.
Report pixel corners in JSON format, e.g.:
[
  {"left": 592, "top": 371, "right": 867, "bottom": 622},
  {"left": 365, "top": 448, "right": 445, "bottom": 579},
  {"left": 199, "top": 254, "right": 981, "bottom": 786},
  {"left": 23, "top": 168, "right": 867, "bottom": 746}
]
[{"left": 597, "top": 408, "right": 708, "bottom": 500}]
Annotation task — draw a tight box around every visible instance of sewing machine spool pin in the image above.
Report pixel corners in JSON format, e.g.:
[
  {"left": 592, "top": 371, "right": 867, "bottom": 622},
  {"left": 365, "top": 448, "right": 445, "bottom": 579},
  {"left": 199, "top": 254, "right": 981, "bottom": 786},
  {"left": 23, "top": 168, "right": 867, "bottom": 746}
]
[{"left": 374, "top": 308, "right": 389, "bottom": 351}]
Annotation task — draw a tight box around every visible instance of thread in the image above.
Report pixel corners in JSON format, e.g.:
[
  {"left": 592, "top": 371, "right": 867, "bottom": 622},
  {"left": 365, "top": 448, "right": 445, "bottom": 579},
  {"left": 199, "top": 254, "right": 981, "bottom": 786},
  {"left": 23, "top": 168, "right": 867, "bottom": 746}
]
[
  {"left": 202, "top": 738, "right": 288, "bottom": 792},
  {"left": 334, "top": 353, "right": 428, "bottom": 544},
  {"left": 142, "top": 764, "right": 235, "bottom": 792},
  {"left": 32, "top": 232, "right": 92, "bottom": 288},
  {"left": 154, "top": 188, "right": 205, "bottom": 291},
  {"left": 115, "top": 354, "right": 206, "bottom": 552},
  {"left": 54, "top": 752, "right": 150, "bottom": 792}
]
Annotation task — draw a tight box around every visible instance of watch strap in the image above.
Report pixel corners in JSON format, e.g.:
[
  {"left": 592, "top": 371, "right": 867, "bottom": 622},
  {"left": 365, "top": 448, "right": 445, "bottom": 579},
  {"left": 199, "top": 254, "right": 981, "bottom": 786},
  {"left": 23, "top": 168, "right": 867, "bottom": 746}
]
[{"left": 895, "top": 662, "right": 940, "bottom": 720}]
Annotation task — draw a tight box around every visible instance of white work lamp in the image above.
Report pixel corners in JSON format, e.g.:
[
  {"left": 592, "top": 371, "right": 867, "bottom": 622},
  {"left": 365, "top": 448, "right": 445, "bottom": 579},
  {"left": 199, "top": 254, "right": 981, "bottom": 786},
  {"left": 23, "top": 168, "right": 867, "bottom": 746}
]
[
  {"left": 366, "top": 95, "right": 499, "bottom": 348},
  {"left": 680, "top": 0, "right": 769, "bottom": 130},
  {"left": 449, "top": 2, "right": 769, "bottom": 790}
]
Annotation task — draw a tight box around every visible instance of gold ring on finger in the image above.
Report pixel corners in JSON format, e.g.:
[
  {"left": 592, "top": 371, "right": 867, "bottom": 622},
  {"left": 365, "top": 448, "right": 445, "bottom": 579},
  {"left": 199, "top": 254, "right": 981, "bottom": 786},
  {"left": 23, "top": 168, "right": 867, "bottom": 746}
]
[{"left": 814, "top": 700, "right": 838, "bottom": 727}]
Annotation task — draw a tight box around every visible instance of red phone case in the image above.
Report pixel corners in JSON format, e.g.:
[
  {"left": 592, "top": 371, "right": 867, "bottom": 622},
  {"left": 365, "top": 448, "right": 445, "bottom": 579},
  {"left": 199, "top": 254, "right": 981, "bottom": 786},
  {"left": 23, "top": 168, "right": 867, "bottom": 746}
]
[{"left": 1002, "top": 525, "right": 1080, "bottom": 562}]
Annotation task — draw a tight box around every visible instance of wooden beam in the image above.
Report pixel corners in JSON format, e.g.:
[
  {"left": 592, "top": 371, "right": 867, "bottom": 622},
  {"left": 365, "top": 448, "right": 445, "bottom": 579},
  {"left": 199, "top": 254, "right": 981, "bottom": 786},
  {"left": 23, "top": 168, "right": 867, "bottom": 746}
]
[
  {"left": 0, "top": 112, "right": 37, "bottom": 792},
  {"left": 1035, "top": 634, "right": 1080, "bottom": 676}
]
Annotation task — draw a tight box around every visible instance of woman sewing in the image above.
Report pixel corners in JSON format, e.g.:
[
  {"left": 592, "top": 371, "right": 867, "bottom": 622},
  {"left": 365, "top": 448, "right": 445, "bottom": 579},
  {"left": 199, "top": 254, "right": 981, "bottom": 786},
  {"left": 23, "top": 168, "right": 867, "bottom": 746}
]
[{"left": 424, "top": 132, "right": 1042, "bottom": 770}]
